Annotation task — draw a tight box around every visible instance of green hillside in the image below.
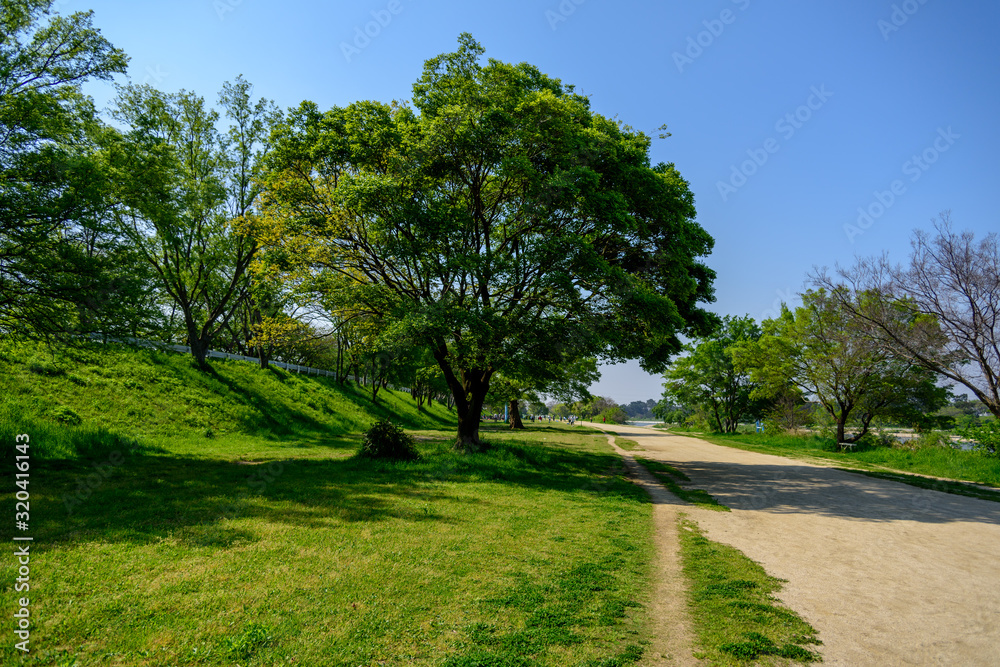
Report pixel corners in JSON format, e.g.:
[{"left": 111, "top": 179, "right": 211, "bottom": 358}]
[{"left": 0, "top": 339, "right": 456, "bottom": 462}]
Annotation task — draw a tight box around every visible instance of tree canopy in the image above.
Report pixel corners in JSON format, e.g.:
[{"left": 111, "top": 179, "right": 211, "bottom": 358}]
[
  {"left": 0, "top": 0, "right": 128, "bottom": 336},
  {"left": 733, "top": 289, "right": 948, "bottom": 446},
  {"left": 259, "top": 34, "right": 717, "bottom": 448},
  {"left": 106, "top": 78, "right": 279, "bottom": 367}
]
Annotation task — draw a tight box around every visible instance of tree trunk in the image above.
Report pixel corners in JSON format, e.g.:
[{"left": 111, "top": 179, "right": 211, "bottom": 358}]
[
  {"left": 433, "top": 345, "right": 492, "bottom": 452},
  {"left": 454, "top": 375, "right": 490, "bottom": 451},
  {"left": 186, "top": 321, "right": 211, "bottom": 371},
  {"left": 257, "top": 343, "right": 270, "bottom": 369},
  {"left": 509, "top": 399, "right": 525, "bottom": 429}
]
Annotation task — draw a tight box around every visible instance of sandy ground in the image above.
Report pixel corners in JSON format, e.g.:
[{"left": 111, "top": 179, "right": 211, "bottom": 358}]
[{"left": 594, "top": 424, "right": 1000, "bottom": 666}]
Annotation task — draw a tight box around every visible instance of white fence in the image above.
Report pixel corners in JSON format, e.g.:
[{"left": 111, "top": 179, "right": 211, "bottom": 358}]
[
  {"left": 89, "top": 334, "right": 412, "bottom": 393},
  {"left": 166, "top": 343, "right": 339, "bottom": 377}
]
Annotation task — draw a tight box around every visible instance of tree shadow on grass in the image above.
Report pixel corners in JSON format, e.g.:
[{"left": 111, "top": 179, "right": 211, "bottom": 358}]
[{"left": 27, "top": 437, "right": 644, "bottom": 549}]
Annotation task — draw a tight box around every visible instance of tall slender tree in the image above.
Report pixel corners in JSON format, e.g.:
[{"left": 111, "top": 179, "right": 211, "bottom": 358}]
[{"left": 658, "top": 315, "right": 767, "bottom": 433}]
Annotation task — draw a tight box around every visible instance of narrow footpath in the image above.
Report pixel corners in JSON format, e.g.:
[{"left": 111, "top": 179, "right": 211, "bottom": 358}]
[
  {"left": 603, "top": 433, "right": 702, "bottom": 666},
  {"left": 595, "top": 423, "right": 1000, "bottom": 666}
]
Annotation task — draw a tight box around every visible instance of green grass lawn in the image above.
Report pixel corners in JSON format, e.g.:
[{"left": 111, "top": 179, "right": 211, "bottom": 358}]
[
  {"left": 1, "top": 424, "right": 655, "bottom": 666},
  {"left": 682, "top": 431, "right": 1000, "bottom": 502}
]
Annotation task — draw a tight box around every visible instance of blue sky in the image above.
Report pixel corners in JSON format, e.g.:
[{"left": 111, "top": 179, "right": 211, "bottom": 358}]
[{"left": 74, "top": 0, "right": 999, "bottom": 404}]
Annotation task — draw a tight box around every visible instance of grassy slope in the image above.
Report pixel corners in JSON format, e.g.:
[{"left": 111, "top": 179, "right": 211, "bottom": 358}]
[{"left": 0, "top": 339, "right": 455, "bottom": 460}]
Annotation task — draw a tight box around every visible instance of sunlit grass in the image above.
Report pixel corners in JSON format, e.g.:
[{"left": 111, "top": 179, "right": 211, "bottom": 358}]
[{"left": 0, "top": 426, "right": 655, "bottom": 665}]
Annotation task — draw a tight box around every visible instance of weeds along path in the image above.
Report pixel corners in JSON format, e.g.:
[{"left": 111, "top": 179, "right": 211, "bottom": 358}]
[
  {"left": 601, "top": 424, "right": 1000, "bottom": 666},
  {"left": 602, "top": 434, "right": 703, "bottom": 666}
]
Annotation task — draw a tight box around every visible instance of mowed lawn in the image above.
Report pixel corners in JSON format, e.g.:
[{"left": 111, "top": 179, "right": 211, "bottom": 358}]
[{"left": 2, "top": 424, "right": 654, "bottom": 666}]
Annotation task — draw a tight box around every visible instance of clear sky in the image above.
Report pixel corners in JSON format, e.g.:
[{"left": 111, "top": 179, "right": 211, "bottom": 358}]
[{"left": 73, "top": 0, "right": 999, "bottom": 405}]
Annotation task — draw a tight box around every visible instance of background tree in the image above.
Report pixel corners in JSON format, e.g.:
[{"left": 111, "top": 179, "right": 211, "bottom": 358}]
[
  {"left": 259, "top": 35, "right": 717, "bottom": 449},
  {"left": 0, "top": 1, "right": 128, "bottom": 336},
  {"left": 657, "top": 315, "right": 767, "bottom": 433},
  {"left": 621, "top": 399, "right": 657, "bottom": 420},
  {"left": 549, "top": 402, "right": 571, "bottom": 419},
  {"left": 815, "top": 213, "right": 1000, "bottom": 417},
  {"left": 108, "top": 79, "right": 277, "bottom": 368},
  {"left": 652, "top": 400, "right": 693, "bottom": 425},
  {"left": 732, "top": 289, "right": 947, "bottom": 447},
  {"left": 486, "top": 356, "right": 598, "bottom": 429}
]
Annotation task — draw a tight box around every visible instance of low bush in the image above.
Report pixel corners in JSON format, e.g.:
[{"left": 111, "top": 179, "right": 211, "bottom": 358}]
[
  {"left": 49, "top": 405, "right": 83, "bottom": 426},
  {"left": 596, "top": 406, "right": 629, "bottom": 425},
  {"left": 358, "top": 418, "right": 420, "bottom": 460},
  {"left": 848, "top": 431, "right": 898, "bottom": 452},
  {"left": 893, "top": 431, "right": 954, "bottom": 451},
  {"left": 962, "top": 419, "right": 999, "bottom": 456}
]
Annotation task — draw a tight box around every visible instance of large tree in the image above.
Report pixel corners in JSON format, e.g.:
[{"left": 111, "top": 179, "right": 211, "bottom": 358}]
[
  {"left": 733, "top": 289, "right": 947, "bottom": 446},
  {"left": 259, "top": 35, "right": 717, "bottom": 449},
  {"left": 658, "top": 315, "right": 768, "bottom": 433},
  {"left": 814, "top": 213, "right": 1000, "bottom": 418},
  {"left": 0, "top": 1, "right": 128, "bottom": 336}
]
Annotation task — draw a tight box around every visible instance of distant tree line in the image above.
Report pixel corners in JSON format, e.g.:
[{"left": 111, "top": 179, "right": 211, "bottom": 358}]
[{"left": 654, "top": 215, "right": 998, "bottom": 452}]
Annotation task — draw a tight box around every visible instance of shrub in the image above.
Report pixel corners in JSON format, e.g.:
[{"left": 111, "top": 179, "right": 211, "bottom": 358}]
[
  {"left": 962, "top": 419, "right": 1000, "bottom": 456},
  {"left": 851, "top": 431, "right": 897, "bottom": 452},
  {"left": 358, "top": 419, "right": 419, "bottom": 460},
  {"left": 49, "top": 405, "right": 83, "bottom": 426},
  {"left": 596, "top": 407, "right": 629, "bottom": 425},
  {"left": 904, "top": 431, "right": 955, "bottom": 449},
  {"left": 28, "top": 357, "right": 65, "bottom": 376}
]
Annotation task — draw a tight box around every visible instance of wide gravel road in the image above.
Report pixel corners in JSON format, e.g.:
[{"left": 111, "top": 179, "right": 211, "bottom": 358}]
[{"left": 602, "top": 424, "right": 1000, "bottom": 666}]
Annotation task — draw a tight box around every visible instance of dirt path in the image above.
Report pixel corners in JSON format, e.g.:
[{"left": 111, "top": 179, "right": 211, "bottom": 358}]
[
  {"left": 597, "top": 424, "right": 1000, "bottom": 666},
  {"left": 603, "top": 434, "right": 702, "bottom": 666}
]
